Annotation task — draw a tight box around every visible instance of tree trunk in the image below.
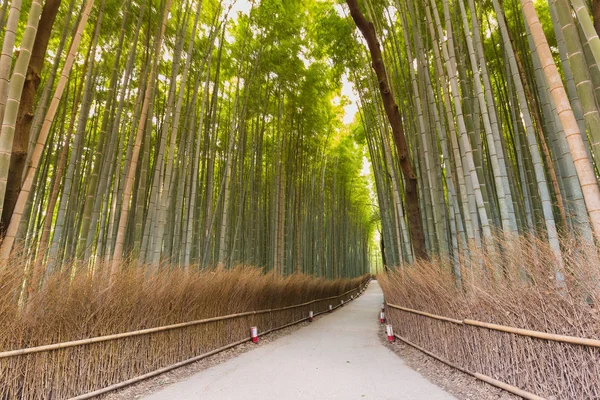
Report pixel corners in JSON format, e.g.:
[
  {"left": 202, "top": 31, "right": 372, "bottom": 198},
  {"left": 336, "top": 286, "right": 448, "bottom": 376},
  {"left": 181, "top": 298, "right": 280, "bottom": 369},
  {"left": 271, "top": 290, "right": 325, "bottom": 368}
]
[{"left": 346, "top": 0, "right": 427, "bottom": 261}]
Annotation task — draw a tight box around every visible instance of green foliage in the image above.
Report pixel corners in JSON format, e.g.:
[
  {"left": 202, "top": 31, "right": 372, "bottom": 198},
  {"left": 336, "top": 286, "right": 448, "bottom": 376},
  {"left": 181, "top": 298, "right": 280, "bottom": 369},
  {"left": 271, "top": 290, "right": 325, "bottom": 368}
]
[{"left": 0, "top": 0, "right": 377, "bottom": 277}]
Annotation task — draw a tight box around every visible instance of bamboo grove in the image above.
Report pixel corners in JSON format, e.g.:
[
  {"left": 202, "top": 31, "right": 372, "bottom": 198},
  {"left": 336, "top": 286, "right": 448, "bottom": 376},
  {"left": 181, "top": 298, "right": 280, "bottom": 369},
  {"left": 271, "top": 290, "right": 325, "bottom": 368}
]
[
  {"left": 0, "top": 0, "right": 375, "bottom": 283},
  {"left": 336, "top": 0, "right": 600, "bottom": 278},
  {"left": 2, "top": 0, "right": 600, "bottom": 285}
]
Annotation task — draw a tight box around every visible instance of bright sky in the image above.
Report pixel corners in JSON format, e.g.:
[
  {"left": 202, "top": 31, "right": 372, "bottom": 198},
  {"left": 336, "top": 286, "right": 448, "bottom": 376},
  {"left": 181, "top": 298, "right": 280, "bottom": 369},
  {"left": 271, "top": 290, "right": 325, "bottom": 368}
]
[
  {"left": 330, "top": 3, "right": 359, "bottom": 124},
  {"left": 340, "top": 74, "right": 359, "bottom": 125},
  {"left": 227, "top": 0, "right": 254, "bottom": 19}
]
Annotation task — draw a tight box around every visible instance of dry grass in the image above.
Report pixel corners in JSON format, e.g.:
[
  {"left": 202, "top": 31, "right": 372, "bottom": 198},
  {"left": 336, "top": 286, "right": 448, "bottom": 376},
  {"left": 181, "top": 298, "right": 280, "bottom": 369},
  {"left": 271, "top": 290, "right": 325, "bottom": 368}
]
[
  {"left": 0, "top": 261, "right": 368, "bottom": 399},
  {"left": 379, "top": 232, "right": 600, "bottom": 399}
]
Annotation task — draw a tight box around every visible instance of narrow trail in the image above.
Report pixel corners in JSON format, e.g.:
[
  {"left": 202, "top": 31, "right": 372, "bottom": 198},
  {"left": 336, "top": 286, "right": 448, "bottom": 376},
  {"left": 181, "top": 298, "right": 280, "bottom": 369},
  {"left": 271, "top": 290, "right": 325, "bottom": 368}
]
[{"left": 143, "top": 281, "right": 456, "bottom": 400}]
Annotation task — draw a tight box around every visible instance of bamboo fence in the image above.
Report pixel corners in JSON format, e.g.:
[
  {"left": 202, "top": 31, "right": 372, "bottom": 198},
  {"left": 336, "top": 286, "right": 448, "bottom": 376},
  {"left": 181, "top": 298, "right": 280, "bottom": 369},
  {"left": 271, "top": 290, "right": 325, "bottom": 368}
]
[
  {"left": 0, "top": 281, "right": 369, "bottom": 399},
  {"left": 385, "top": 301, "right": 600, "bottom": 399}
]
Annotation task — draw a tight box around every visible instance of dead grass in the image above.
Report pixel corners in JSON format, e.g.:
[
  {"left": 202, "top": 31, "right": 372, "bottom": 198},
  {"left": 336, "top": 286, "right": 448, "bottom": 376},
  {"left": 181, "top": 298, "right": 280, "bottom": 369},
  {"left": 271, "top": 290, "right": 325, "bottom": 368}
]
[
  {"left": 0, "top": 261, "right": 368, "bottom": 399},
  {"left": 378, "top": 232, "right": 600, "bottom": 399}
]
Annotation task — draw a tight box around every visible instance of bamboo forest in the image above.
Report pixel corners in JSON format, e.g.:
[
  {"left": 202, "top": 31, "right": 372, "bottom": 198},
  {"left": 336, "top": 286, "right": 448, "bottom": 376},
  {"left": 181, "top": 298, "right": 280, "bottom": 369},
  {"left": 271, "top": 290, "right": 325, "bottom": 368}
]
[{"left": 2, "top": 0, "right": 600, "bottom": 399}]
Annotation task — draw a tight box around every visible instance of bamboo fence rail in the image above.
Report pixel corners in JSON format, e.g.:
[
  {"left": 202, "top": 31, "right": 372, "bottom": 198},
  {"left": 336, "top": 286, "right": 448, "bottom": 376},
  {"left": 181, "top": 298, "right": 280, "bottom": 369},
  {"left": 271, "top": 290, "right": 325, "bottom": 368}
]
[
  {"left": 393, "top": 334, "right": 546, "bottom": 400},
  {"left": 67, "top": 337, "right": 253, "bottom": 400}
]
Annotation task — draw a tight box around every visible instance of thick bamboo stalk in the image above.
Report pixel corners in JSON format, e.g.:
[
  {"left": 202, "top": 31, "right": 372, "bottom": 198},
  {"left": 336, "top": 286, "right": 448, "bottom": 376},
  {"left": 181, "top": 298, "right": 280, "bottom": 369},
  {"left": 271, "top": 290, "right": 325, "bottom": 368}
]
[
  {"left": 0, "top": 0, "right": 22, "bottom": 130},
  {"left": 0, "top": 0, "right": 43, "bottom": 219},
  {"left": 2, "top": 0, "right": 62, "bottom": 230},
  {"left": 113, "top": 0, "right": 173, "bottom": 262},
  {"left": 571, "top": 0, "right": 600, "bottom": 69},
  {"left": 428, "top": 0, "right": 492, "bottom": 245},
  {"left": 457, "top": 0, "right": 515, "bottom": 233},
  {"left": 520, "top": 0, "right": 600, "bottom": 240}
]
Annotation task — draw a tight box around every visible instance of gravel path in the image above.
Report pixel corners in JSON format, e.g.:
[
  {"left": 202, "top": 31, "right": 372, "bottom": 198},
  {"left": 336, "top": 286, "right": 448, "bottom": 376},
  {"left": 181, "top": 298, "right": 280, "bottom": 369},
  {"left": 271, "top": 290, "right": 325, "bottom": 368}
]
[{"left": 143, "top": 281, "right": 456, "bottom": 400}]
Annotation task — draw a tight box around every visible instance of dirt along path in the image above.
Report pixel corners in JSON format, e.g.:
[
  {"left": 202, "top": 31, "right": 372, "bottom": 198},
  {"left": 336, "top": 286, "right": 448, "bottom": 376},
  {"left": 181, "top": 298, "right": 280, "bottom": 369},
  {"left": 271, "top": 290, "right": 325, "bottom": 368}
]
[{"left": 143, "top": 281, "right": 456, "bottom": 400}]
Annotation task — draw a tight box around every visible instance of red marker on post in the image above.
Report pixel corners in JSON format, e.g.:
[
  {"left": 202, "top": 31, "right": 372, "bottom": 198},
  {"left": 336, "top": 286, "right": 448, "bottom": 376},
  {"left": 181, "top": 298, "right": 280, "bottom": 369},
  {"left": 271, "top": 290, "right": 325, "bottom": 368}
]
[
  {"left": 250, "top": 326, "right": 258, "bottom": 343},
  {"left": 380, "top": 311, "right": 386, "bottom": 323},
  {"left": 386, "top": 324, "right": 394, "bottom": 342}
]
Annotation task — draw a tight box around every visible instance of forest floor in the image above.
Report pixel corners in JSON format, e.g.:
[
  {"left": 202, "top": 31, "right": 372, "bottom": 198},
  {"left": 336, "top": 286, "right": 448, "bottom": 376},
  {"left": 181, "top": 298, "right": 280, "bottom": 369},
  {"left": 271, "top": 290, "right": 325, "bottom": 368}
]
[{"left": 104, "top": 282, "right": 515, "bottom": 400}]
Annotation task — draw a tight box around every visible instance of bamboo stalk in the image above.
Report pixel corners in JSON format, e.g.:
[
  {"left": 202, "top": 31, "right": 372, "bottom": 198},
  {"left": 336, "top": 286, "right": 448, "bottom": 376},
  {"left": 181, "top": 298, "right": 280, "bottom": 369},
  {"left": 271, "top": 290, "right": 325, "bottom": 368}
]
[
  {"left": 0, "top": 0, "right": 96, "bottom": 259},
  {"left": 520, "top": 0, "right": 600, "bottom": 240}
]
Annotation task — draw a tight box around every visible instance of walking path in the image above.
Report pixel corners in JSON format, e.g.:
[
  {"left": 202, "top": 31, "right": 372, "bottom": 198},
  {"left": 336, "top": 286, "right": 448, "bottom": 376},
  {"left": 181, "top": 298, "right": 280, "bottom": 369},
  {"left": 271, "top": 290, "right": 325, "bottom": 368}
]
[{"left": 144, "top": 281, "right": 456, "bottom": 400}]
